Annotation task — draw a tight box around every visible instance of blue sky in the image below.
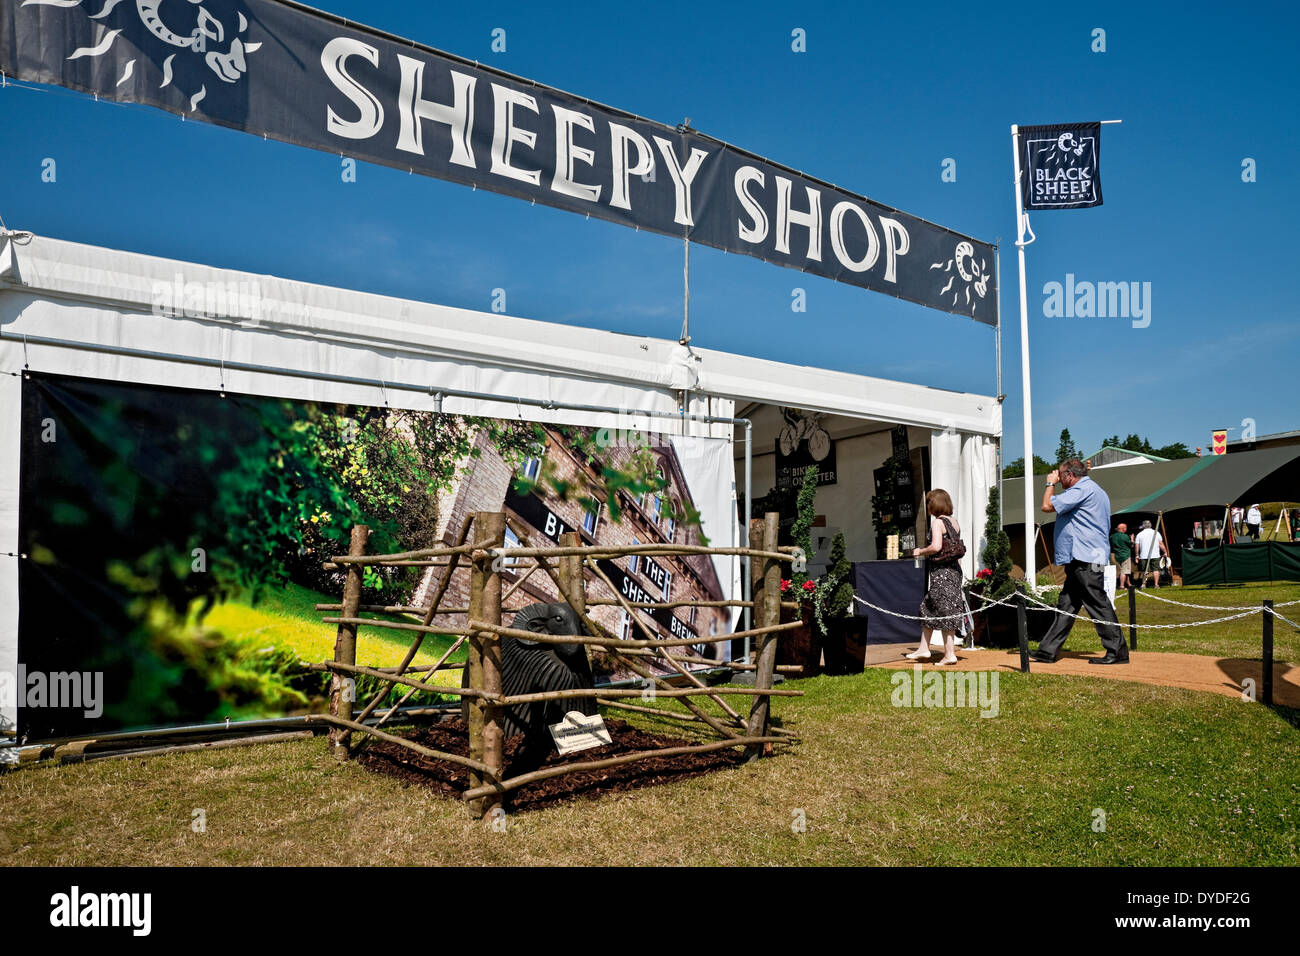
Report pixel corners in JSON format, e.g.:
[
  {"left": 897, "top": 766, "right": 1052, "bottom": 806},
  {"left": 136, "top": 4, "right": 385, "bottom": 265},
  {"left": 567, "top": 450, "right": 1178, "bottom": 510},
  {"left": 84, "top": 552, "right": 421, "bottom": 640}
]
[{"left": 2, "top": 0, "right": 1297, "bottom": 462}]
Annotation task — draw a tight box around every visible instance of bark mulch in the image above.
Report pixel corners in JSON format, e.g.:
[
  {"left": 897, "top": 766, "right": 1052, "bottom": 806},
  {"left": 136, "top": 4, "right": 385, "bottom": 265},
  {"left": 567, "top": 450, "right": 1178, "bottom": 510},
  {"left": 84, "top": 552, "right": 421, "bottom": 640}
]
[{"left": 354, "top": 716, "right": 746, "bottom": 812}]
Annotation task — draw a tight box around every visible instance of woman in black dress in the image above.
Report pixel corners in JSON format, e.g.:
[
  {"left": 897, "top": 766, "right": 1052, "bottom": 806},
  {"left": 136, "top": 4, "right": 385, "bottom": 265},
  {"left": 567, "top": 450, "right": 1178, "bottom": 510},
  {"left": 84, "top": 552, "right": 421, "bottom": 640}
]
[{"left": 905, "top": 488, "right": 965, "bottom": 665}]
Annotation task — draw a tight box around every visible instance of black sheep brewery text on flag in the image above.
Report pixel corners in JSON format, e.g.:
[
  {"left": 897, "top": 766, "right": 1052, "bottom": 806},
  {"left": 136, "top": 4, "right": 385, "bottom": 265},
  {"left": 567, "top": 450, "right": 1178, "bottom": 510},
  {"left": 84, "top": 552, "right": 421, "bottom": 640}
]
[
  {"left": 0, "top": 0, "right": 997, "bottom": 324},
  {"left": 1019, "top": 123, "right": 1104, "bottom": 210}
]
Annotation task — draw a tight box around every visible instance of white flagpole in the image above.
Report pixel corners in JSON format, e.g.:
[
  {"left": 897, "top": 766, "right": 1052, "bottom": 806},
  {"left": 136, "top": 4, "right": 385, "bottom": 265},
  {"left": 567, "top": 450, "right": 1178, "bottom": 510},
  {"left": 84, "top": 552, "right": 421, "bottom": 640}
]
[{"left": 1011, "top": 124, "right": 1037, "bottom": 588}]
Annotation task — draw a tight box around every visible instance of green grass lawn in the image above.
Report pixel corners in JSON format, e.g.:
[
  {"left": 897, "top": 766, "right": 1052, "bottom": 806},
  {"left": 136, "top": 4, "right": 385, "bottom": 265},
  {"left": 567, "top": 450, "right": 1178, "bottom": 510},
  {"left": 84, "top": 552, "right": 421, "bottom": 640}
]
[
  {"left": 202, "top": 582, "right": 465, "bottom": 678},
  {"left": 4, "top": 669, "right": 1296, "bottom": 866},
  {"left": 1036, "top": 582, "right": 1300, "bottom": 663}
]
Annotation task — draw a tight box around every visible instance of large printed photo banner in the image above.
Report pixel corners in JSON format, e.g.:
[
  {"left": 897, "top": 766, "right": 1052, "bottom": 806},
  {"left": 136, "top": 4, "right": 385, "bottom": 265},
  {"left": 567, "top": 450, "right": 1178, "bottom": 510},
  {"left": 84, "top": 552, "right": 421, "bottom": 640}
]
[
  {"left": 14, "top": 373, "right": 735, "bottom": 740},
  {"left": 0, "top": 0, "right": 997, "bottom": 323}
]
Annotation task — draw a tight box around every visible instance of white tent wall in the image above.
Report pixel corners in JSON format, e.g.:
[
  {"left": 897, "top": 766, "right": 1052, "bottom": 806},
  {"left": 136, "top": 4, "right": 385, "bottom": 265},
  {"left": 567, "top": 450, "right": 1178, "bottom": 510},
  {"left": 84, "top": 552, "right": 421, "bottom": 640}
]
[
  {"left": 707, "top": 354, "right": 999, "bottom": 437},
  {"left": 0, "top": 233, "right": 732, "bottom": 734},
  {"left": 0, "top": 235, "right": 734, "bottom": 434},
  {"left": 0, "top": 232, "right": 1001, "bottom": 732},
  {"left": 957, "top": 432, "right": 997, "bottom": 580},
  {"left": 0, "top": 372, "right": 17, "bottom": 736},
  {"left": 928, "top": 429, "right": 997, "bottom": 580}
]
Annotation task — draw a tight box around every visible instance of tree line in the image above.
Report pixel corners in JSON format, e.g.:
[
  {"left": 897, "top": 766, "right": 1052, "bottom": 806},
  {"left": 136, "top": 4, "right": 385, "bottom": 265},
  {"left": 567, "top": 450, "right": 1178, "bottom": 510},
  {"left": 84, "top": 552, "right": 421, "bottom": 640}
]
[{"left": 1002, "top": 428, "right": 1197, "bottom": 478}]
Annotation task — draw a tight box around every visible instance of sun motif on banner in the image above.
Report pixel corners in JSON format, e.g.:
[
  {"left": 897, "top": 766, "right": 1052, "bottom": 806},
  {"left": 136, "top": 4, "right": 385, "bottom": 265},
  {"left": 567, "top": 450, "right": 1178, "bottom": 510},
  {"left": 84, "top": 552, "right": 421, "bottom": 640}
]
[
  {"left": 23, "top": 0, "right": 262, "bottom": 111},
  {"left": 929, "top": 240, "right": 989, "bottom": 312}
]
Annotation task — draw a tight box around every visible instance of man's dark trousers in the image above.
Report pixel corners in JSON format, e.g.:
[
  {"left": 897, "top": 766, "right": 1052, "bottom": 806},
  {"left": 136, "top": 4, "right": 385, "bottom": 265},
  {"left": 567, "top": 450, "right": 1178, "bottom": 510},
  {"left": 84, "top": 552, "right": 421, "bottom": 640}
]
[{"left": 1037, "top": 560, "right": 1126, "bottom": 658}]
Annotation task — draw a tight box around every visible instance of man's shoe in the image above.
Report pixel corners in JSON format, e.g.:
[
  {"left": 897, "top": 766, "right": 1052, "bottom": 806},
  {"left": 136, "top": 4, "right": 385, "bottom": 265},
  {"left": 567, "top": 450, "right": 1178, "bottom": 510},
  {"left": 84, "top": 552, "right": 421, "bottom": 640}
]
[
  {"left": 1028, "top": 651, "right": 1057, "bottom": 663},
  {"left": 1089, "top": 654, "right": 1130, "bottom": 665}
]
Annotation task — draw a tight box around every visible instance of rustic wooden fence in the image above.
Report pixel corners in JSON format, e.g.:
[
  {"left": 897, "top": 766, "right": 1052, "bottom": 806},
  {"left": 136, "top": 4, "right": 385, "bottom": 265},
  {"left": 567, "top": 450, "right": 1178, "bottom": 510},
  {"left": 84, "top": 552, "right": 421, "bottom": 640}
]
[{"left": 308, "top": 511, "right": 803, "bottom": 818}]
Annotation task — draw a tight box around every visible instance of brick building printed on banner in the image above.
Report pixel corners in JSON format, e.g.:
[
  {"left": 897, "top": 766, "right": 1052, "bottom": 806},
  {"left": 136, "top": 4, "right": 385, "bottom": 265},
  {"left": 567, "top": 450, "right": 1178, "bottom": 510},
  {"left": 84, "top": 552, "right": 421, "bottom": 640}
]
[{"left": 412, "top": 424, "right": 729, "bottom": 678}]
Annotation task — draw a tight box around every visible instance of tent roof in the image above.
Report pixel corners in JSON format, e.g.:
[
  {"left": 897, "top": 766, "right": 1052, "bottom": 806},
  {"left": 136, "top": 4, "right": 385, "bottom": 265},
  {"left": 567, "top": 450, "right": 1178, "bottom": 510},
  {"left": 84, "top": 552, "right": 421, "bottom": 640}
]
[
  {"left": 1120, "top": 446, "right": 1300, "bottom": 514},
  {"left": 1230, "top": 429, "right": 1300, "bottom": 445},
  {"left": 1002, "top": 448, "right": 1300, "bottom": 527},
  {"left": 1087, "top": 445, "right": 1169, "bottom": 464},
  {"left": 0, "top": 232, "right": 1000, "bottom": 437},
  {"left": 1003, "top": 458, "right": 1199, "bottom": 526}
]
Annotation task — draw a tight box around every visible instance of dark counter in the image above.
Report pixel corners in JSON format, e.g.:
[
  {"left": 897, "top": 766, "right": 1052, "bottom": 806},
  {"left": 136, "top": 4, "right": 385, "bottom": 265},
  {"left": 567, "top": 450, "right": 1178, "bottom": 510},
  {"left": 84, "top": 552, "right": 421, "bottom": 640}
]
[{"left": 851, "top": 559, "right": 927, "bottom": 644}]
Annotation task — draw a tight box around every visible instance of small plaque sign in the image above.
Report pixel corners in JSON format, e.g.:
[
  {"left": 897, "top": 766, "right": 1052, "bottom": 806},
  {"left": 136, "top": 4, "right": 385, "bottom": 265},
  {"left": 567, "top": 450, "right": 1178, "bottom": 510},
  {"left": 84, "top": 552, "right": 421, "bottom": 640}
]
[
  {"left": 886, "top": 534, "right": 900, "bottom": 561},
  {"left": 548, "top": 711, "right": 613, "bottom": 755}
]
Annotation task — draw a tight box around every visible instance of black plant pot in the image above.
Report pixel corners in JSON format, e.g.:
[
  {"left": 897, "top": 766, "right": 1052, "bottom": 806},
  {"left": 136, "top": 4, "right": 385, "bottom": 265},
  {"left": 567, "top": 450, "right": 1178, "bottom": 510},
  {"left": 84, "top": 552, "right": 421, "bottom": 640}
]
[
  {"left": 776, "top": 605, "right": 822, "bottom": 679},
  {"left": 821, "top": 615, "right": 866, "bottom": 675},
  {"left": 970, "top": 589, "right": 1058, "bottom": 648}
]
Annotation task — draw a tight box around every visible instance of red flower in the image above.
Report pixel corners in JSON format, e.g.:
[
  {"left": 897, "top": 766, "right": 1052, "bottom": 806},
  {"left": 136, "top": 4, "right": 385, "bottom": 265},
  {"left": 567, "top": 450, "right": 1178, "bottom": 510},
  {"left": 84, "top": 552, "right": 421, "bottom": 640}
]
[
  {"left": 976, "top": 568, "right": 993, "bottom": 579},
  {"left": 801, "top": 579, "right": 816, "bottom": 592},
  {"left": 780, "top": 579, "right": 791, "bottom": 592}
]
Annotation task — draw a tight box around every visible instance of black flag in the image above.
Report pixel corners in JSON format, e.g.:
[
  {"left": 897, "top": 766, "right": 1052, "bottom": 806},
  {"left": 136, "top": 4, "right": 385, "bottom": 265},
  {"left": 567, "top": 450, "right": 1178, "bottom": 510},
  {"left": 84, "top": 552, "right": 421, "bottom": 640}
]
[{"left": 1020, "top": 123, "right": 1103, "bottom": 210}]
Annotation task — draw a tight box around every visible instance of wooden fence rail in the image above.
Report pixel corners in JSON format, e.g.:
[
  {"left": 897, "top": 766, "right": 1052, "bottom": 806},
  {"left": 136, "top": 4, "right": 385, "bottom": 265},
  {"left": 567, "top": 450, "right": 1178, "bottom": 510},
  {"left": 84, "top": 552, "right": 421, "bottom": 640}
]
[{"left": 317, "top": 511, "right": 801, "bottom": 818}]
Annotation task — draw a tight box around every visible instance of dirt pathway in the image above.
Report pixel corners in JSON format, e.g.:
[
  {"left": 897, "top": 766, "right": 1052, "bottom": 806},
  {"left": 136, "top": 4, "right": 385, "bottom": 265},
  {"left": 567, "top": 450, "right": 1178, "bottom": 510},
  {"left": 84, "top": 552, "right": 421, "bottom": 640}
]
[{"left": 867, "top": 648, "right": 1300, "bottom": 707}]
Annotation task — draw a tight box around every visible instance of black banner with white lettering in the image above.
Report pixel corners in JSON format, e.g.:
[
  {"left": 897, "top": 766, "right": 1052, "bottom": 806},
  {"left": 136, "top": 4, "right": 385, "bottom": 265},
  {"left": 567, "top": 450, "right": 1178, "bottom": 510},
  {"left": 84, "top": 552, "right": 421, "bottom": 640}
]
[
  {"left": 0, "top": 0, "right": 996, "bottom": 323},
  {"left": 1019, "top": 122, "right": 1103, "bottom": 210}
]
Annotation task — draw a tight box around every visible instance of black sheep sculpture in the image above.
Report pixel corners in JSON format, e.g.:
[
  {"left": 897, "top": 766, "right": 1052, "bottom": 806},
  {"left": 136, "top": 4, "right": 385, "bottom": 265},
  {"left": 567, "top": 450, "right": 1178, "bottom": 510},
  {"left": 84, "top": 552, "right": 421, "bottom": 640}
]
[{"left": 461, "top": 602, "right": 597, "bottom": 769}]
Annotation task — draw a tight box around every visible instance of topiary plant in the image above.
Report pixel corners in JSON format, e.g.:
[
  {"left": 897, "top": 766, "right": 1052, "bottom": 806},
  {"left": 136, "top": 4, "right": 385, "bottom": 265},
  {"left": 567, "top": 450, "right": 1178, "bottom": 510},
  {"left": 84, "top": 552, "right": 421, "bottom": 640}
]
[
  {"left": 789, "top": 464, "right": 819, "bottom": 594},
  {"left": 979, "top": 482, "right": 1018, "bottom": 601},
  {"left": 812, "top": 530, "right": 855, "bottom": 635}
]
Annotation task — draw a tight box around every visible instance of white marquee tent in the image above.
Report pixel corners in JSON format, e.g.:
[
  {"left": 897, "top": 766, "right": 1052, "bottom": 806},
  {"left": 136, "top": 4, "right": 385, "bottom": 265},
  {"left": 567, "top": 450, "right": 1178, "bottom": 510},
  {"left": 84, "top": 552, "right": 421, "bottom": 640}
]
[{"left": 0, "top": 231, "right": 1001, "bottom": 732}]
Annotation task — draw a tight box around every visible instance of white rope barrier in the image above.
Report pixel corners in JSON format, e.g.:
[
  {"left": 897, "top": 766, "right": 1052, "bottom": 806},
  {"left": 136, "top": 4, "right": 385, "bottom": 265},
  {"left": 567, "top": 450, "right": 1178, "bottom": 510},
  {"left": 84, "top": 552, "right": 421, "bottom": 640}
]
[
  {"left": 850, "top": 595, "right": 939, "bottom": 623},
  {"left": 851, "top": 588, "right": 1023, "bottom": 623},
  {"left": 1131, "top": 590, "right": 1300, "bottom": 612},
  {"left": 852, "top": 589, "right": 1265, "bottom": 630},
  {"left": 1019, "top": 591, "right": 1263, "bottom": 629},
  {"left": 1265, "top": 606, "right": 1300, "bottom": 630}
]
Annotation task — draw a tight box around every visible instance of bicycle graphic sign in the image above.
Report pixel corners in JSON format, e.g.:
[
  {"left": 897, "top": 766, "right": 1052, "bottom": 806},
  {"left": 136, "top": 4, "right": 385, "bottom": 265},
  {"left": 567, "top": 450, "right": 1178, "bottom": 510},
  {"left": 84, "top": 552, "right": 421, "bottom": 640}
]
[{"left": 775, "top": 408, "right": 837, "bottom": 490}]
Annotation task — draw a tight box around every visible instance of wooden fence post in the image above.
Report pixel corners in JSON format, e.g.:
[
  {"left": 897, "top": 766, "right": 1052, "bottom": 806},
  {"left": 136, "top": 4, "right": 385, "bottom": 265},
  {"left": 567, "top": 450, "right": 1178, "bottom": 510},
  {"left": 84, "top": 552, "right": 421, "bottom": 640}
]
[
  {"left": 558, "top": 530, "right": 590, "bottom": 665},
  {"left": 467, "top": 512, "right": 506, "bottom": 819},
  {"left": 746, "top": 511, "right": 781, "bottom": 760},
  {"left": 329, "top": 524, "right": 370, "bottom": 759},
  {"left": 746, "top": 517, "right": 765, "bottom": 664}
]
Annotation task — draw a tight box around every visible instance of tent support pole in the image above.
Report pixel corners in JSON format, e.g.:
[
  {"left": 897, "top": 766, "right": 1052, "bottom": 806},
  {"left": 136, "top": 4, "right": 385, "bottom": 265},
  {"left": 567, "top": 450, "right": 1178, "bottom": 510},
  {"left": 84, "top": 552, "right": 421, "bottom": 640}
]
[
  {"left": 994, "top": 243, "right": 1004, "bottom": 524},
  {"left": 743, "top": 419, "right": 753, "bottom": 656},
  {"left": 1011, "top": 123, "right": 1037, "bottom": 589},
  {"left": 681, "top": 235, "right": 691, "bottom": 345}
]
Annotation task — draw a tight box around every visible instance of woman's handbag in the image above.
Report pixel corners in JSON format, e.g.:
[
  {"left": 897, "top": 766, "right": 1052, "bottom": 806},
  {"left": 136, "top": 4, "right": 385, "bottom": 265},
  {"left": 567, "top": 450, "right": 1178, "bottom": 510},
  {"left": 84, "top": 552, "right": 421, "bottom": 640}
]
[{"left": 934, "top": 516, "right": 966, "bottom": 563}]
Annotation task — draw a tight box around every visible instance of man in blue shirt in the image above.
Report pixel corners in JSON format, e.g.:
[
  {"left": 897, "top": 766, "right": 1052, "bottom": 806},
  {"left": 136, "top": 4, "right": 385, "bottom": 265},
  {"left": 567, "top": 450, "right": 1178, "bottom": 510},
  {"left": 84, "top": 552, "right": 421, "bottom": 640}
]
[{"left": 1030, "top": 458, "right": 1128, "bottom": 664}]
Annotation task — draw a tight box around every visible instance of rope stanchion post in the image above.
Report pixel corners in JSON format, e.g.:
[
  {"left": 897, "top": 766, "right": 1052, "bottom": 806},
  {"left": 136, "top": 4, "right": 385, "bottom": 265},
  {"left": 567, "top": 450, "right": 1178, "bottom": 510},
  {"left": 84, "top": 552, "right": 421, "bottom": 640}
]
[
  {"left": 1016, "top": 591, "right": 1030, "bottom": 673},
  {"left": 466, "top": 512, "right": 506, "bottom": 819},
  {"left": 328, "top": 524, "right": 369, "bottom": 759},
  {"left": 1262, "top": 599, "right": 1273, "bottom": 706},
  {"left": 1127, "top": 582, "right": 1137, "bottom": 651}
]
